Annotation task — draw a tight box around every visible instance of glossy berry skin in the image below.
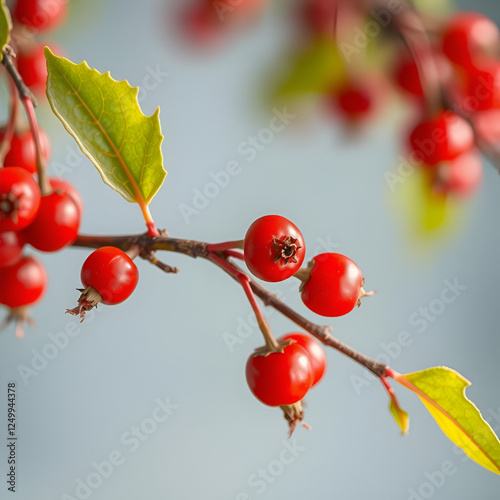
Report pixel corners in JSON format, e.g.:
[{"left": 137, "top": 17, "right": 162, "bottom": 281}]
[
  {"left": 0, "top": 256, "right": 47, "bottom": 308},
  {"left": 301, "top": 253, "right": 364, "bottom": 317},
  {"left": 435, "top": 151, "right": 483, "bottom": 197},
  {"left": 48, "top": 178, "right": 84, "bottom": 217},
  {"left": 279, "top": 333, "right": 326, "bottom": 387},
  {"left": 442, "top": 12, "right": 499, "bottom": 69},
  {"left": 13, "top": 0, "right": 67, "bottom": 32},
  {"left": 0, "top": 232, "right": 24, "bottom": 268},
  {"left": 0, "top": 127, "right": 51, "bottom": 174},
  {"left": 245, "top": 342, "right": 313, "bottom": 406},
  {"left": 409, "top": 111, "right": 475, "bottom": 166},
  {"left": 22, "top": 190, "right": 80, "bottom": 252},
  {"left": 0, "top": 166, "right": 41, "bottom": 233},
  {"left": 244, "top": 215, "right": 305, "bottom": 282},
  {"left": 16, "top": 44, "right": 50, "bottom": 96},
  {"left": 80, "top": 247, "right": 139, "bottom": 305}
]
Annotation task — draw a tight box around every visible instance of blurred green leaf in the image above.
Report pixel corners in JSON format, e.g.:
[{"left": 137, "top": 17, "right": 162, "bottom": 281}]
[
  {"left": 0, "top": 0, "right": 12, "bottom": 62},
  {"left": 276, "top": 36, "right": 346, "bottom": 97}
]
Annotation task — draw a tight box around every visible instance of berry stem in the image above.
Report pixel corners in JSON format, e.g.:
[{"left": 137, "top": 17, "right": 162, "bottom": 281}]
[
  {"left": 223, "top": 249, "right": 245, "bottom": 260},
  {"left": 208, "top": 251, "right": 279, "bottom": 350},
  {"left": 206, "top": 240, "right": 244, "bottom": 252},
  {"left": 22, "top": 96, "right": 51, "bottom": 196}
]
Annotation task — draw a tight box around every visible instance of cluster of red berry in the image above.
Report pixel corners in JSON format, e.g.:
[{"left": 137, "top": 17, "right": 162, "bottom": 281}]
[
  {"left": 211, "top": 214, "right": 371, "bottom": 419},
  {"left": 10, "top": 0, "right": 66, "bottom": 96},
  {"left": 243, "top": 215, "right": 370, "bottom": 317},
  {"left": 0, "top": 168, "right": 81, "bottom": 333}
]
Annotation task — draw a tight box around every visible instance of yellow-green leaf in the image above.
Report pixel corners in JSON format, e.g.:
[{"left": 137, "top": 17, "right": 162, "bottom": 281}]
[
  {"left": 44, "top": 48, "right": 166, "bottom": 219},
  {"left": 389, "top": 398, "right": 410, "bottom": 435},
  {"left": 0, "top": 0, "right": 12, "bottom": 62},
  {"left": 395, "top": 367, "right": 500, "bottom": 474},
  {"left": 276, "top": 36, "right": 346, "bottom": 97}
]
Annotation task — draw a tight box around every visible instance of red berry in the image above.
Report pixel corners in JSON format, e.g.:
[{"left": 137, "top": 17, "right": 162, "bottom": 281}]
[
  {"left": 279, "top": 332, "right": 326, "bottom": 387},
  {"left": 303, "top": 0, "right": 338, "bottom": 36},
  {"left": 442, "top": 12, "right": 499, "bottom": 69},
  {"left": 333, "top": 83, "right": 373, "bottom": 122},
  {"left": 244, "top": 215, "right": 305, "bottom": 282},
  {"left": 21, "top": 188, "right": 81, "bottom": 252},
  {"left": 16, "top": 44, "right": 51, "bottom": 96},
  {"left": 0, "top": 255, "right": 47, "bottom": 308},
  {"left": 0, "top": 166, "right": 41, "bottom": 232},
  {"left": 434, "top": 150, "right": 482, "bottom": 197},
  {"left": 245, "top": 342, "right": 313, "bottom": 406},
  {"left": 0, "top": 232, "right": 24, "bottom": 267},
  {"left": 13, "top": 0, "right": 67, "bottom": 32},
  {"left": 409, "top": 111, "right": 475, "bottom": 166},
  {"left": 465, "top": 61, "right": 500, "bottom": 111},
  {"left": 80, "top": 247, "right": 139, "bottom": 305},
  {"left": 301, "top": 253, "right": 364, "bottom": 317},
  {"left": 183, "top": 3, "right": 220, "bottom": 45},
  {"left": 0, "top": 127, "right": 51, "bottom": 174}
]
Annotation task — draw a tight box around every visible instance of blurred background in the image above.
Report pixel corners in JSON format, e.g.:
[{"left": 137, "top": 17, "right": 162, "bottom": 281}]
[{"left": 1, "top": 0, "right": 500, "bottom": 498}]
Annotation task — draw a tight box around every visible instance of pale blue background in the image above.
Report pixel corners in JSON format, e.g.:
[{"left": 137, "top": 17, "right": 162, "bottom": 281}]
[{"left": 1, "top": 1, "right": 500, "bottom": 499}]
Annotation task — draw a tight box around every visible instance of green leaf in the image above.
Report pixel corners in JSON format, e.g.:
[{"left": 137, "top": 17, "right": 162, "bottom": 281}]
[
  {"left": 0, "top": 0, "right": 12, "bottom": 62},
  {"left": 44, "top": 47, "right": 166, "bottom": 219},
  {"left": 389, "top": 398, "right": 410, "bottom": 435},
  {"left": 394, "top": 367, "right": 500, "bottom": 474},
  {"left": 276, "top": 36, "right": 346, "bottom": 97}
]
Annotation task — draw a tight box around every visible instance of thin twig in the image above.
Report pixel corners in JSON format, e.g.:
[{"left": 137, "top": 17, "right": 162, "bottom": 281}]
[{"left": 71, "top": 233, "right": 388, "bottom": 378}]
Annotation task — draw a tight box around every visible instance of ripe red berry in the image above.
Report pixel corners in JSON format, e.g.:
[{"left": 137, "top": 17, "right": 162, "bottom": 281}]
[
  {"left": 0, "top": 255, "right": 47, "bottom": 308},
  {"left": 279, "top": 332, "right": 326, "bottom": 387},
  {"left": 434, "top": 150, "right": 482, "bottom": 197},
  {"left": 0, "top": 127, "right": 51, "bottom": 175},
  {"left": 184, "top": 4, "right": 220, "bottom": 45},
  {"left": 244, "top": 215, "right": 305, "bottom": 282},
  {"left": 21, "top": 187, "right": 81, "bottom": 252},
  {"left": 441, "top": 12, "right": 499, "bottom": 69},
  {"left": 16, "top": 44, "right": 52, "bottom": 96},
  {"left": 245, "top": 342, "right": 313, "bottom": 406},
  {"left": 465, "top": 61, "right": 500, "bottom": 111},
  {"left": 80, "top": 247, "right": 139, "bottom": 305},
  {"left": 0, "top": 166, "right": 41, "bottom": 232},
  {"left": 0, "top": 231, "right": 24, "bottom": 268},
  {"left": 13, "top": 0, "right": 67, "bottom": 32},
  {"left": 409, "top": 111, "right": 475, "bottom": 166},
  {"left": 301, "top": 253, "right": 365, "bottom": 317},
  {"left": 332, "top": 82, "right": 373, "bottom": 122}
]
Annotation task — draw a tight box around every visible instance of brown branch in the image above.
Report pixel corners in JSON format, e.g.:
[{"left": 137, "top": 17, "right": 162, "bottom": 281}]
[
  {"left": 1, "top": 46, "right": 38, "bottom": 106},
  {"left": 71, "top": 233, "right": 388, "bottom": 378}
]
